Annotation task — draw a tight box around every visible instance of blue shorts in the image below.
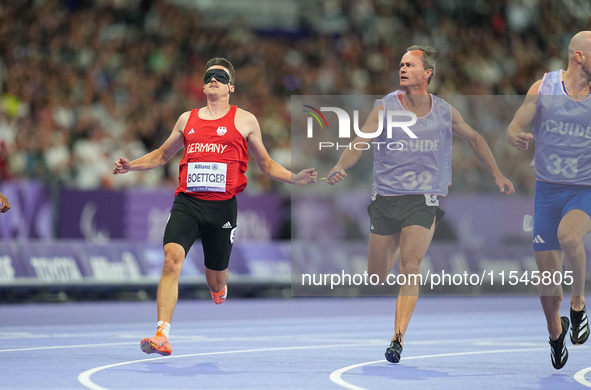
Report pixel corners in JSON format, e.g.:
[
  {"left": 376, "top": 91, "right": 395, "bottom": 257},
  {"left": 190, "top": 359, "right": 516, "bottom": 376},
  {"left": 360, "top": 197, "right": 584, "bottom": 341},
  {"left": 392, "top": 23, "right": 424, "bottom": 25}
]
[{"left": 533, "top": 181, "right": 591, "bottom": 251}]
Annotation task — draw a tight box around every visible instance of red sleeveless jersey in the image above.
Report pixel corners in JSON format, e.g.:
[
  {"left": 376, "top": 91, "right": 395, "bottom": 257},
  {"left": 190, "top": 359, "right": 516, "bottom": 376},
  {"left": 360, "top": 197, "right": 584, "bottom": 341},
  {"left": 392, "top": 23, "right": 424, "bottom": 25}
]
[{"left": 175, "top": 105, "right": 248, "bottom": 200}]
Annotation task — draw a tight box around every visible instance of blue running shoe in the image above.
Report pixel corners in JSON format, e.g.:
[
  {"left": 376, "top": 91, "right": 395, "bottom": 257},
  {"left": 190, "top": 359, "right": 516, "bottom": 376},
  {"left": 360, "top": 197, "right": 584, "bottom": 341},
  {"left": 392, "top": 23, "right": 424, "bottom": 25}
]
[{"left": 385, "top": 339, "right": 403, "bottom": 363}]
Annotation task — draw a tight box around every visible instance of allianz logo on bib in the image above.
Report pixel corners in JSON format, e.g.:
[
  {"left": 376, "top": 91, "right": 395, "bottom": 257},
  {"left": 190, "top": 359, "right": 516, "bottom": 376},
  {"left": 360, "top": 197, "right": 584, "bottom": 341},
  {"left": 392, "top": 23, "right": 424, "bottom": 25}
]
[
  {"left": 217, "top": 126, "right": 227, "bottom": 136},
  {"left": 193, "top": 163, "right": 220, "bottom": 170}
]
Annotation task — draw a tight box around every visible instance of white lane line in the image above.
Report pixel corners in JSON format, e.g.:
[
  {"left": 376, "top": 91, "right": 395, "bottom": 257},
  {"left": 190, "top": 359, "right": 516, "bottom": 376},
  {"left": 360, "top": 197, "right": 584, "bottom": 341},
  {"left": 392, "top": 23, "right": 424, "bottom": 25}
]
[
  {"left": 329, "top": 346, "right": 552, "bottom": 390},
  {"left": 0, "top": 342, "right": 137, "bottom": 353},
  {"left": 77, "top": 342, "right": 383, "bottom": 390},
  {"left": 575, "top": 366, "right": 591, "bottom": 388},
  {"left": 329, "top": 360, "right": 384, "bottom": 390},
  {"left": 1, "top": 334, "right": 544, "bottom": 353}
]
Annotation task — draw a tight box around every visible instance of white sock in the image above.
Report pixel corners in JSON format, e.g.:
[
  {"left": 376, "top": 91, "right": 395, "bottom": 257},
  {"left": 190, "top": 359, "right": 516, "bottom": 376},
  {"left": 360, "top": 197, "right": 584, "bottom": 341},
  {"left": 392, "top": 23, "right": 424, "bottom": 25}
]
[{"left": 157, "top": 321, "right": 171, "bottom": 338}]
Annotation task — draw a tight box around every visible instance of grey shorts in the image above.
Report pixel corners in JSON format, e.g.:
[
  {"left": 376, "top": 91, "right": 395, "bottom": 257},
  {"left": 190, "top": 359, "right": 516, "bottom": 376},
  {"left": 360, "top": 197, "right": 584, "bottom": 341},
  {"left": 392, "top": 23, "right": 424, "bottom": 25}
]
[{"left": 367, "top": 194, "right": 444, "bottom": 235}]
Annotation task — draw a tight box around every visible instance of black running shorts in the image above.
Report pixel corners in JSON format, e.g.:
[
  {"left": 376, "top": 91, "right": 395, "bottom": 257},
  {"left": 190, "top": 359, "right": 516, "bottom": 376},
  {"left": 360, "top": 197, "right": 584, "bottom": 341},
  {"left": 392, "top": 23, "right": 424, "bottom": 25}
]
[
  {"left": 367, "top": 194, "right": 444, "bottom": 236},
  {"left": 163, "top": 193, "right": 237, "bottom": 271}
]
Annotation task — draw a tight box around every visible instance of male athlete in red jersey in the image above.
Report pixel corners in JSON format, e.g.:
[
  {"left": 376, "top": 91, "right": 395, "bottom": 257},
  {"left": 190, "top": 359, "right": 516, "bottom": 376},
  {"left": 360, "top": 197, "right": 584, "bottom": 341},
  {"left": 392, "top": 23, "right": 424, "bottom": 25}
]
[{"left": 113, "top": 58, "right": 317, "bottom": 355}]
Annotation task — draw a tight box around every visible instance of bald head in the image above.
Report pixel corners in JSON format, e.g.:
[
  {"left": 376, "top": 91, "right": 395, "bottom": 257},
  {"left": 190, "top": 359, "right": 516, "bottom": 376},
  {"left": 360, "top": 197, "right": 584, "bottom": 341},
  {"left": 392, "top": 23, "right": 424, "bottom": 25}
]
[{"left": 568, "top": 31, "right": 591, "bottom": 62}]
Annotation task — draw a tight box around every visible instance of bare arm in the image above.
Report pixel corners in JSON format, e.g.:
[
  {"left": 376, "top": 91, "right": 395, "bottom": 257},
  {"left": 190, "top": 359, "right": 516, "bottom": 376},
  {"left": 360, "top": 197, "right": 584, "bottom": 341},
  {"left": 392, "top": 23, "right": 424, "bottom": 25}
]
[
  {"left": 451, "top": 106, "right": 515, "bottom": 194},
  {"left": 243, "top": 110, "right": 317, "bottom": 185},
  {"left": 506, "top": 80, "right": 540, "bottom": 151},
  {"left": 113, "top": 112, "right": 188, "bottom": 175},
  {"left": 327, "top": 104, "right": 382, "bottom": 185}
]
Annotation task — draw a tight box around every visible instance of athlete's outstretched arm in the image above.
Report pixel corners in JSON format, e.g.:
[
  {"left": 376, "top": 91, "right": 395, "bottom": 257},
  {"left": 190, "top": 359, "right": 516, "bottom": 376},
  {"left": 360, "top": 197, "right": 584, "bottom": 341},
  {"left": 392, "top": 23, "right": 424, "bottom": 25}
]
[
  {"left": 113, "top": 112, "right": 188, "bottom": 175},
  {"left": 245, "top": 111, "right": 317, "bottom": 186},
  {"left": 327, "top": 104, "right": 382, "bottom": 185},
  {"left": 451, "top": 106, "right": 515, "bottom": 194},
  {"left": 506, "top": 80, "right": 540, "bottom": 151}
]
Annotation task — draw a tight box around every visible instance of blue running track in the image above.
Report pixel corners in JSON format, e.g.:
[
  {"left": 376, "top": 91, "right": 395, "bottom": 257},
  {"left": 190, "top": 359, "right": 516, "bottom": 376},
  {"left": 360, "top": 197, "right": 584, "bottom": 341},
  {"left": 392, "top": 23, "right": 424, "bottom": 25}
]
[{"left": 1, "top": 296, "right": 590, "bottom": 389}]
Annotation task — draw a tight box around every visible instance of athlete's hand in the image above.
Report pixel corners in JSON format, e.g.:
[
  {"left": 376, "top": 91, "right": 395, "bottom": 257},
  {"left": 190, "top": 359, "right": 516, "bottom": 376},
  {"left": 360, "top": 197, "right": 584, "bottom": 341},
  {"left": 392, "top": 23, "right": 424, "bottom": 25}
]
[
  {"left": 0, "top": 192, "right": 10, "bottom": 213},
  {"left": 514, "top": 132, "right": 534, "bottom": 151},
  {"left": 326, "top": 167, "right": 347, "bottom": 185},
  {"left": 113, "top": 157, "right": 132, "bottom": 175},
  {"left": 292, "top": 168, "right": 318, "bottom": 185},
  {"left": 496, "top": 175, "right": 515, "bottom": 195}
]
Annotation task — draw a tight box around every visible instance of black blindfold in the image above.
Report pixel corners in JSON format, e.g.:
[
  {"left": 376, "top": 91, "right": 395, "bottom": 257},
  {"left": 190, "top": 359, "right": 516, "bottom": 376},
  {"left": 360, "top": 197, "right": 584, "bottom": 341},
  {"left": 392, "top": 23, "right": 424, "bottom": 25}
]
[{"left": 204, "top": 69, "right": 231, "bottom": 84}]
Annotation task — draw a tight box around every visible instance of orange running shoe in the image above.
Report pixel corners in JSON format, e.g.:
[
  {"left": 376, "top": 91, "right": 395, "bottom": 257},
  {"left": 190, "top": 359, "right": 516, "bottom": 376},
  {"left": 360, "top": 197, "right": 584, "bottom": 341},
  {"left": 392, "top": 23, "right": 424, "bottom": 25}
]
[
  {"left": 211, "top": 285, "right": 227, "bottom": 304},
  {"left": 140, "top": 332, "right": 171, "bottom": 356}
]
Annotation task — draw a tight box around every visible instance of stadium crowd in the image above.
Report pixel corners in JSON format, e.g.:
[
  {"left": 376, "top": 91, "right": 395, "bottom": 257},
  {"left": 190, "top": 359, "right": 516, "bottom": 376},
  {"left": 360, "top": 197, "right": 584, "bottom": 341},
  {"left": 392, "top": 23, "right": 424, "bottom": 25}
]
[{"left": 0, "top": 0, "right": 588, "bottom": 195}]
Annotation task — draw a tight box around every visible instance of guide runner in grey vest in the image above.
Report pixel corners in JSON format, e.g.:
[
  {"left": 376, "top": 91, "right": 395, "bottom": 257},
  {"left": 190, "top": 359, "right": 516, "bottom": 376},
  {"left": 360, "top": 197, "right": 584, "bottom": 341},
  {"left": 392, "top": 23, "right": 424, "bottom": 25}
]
[
  {"left": 328, "top": 45, "right": 514, "bottom": 364},
  {"left": 507, "top": 30, "right": 591, "bottom": 370}
]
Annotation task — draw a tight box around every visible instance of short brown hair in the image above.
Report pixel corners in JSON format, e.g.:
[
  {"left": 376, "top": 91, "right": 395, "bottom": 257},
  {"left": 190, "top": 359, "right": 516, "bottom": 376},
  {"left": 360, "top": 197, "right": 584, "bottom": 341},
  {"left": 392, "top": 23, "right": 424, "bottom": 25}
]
[
  {"left": 406, "top": 45, "right": 437, "bottom": 84},
  {"left": 205, "top": 57, "right": 235, "bottom": 84}
]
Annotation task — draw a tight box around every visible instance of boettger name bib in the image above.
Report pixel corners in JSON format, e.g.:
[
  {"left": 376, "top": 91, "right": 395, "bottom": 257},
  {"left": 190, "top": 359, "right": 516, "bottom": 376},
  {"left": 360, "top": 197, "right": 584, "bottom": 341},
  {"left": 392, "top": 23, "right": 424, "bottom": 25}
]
[{"left": 186, "top": 162, "right": 227, "bottom": 192}]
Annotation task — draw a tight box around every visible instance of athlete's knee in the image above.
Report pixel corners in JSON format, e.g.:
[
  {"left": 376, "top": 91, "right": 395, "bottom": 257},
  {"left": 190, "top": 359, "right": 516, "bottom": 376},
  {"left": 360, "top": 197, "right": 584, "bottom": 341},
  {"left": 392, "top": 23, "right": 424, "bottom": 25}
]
[
  {"left": 399, "top": 257, "right": 421, "bottom": 275},
  {"left": 162, "top": 244, "right": 185, "bottom": 277},
  {"left": 367, "top": 264, "right": 389, "bottom": 283},
  {"left": 557, "top": 230, "right": 582, "bottom": 253},
  {"left": 162, "top": 257, "right": 183, "bottom": 277}
]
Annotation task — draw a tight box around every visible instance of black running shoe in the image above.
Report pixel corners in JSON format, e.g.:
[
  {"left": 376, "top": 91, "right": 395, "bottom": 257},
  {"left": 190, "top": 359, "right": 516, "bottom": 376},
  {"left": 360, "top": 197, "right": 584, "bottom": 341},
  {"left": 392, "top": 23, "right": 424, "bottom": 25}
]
[
  {"left": 385, "top": 339, "right": 403, "bottom": 363},
  {"left": 549, "top": 316, "right": 569, "bottom": 370},
  {"left": 570, "top": 305, "right": 589, "bottom": 345}
]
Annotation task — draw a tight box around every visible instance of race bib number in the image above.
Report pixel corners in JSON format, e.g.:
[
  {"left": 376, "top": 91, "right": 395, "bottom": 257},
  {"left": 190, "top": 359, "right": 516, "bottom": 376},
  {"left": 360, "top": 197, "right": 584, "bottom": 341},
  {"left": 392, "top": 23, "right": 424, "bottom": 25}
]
[
  {"left": 186, "top": 162, "right": 227, "bottom": 192},
  {"left": 424, "top": 194, "right": 439, "bottom": 206},
  {"left": 546, "top": 154, "right": 578, "bottom": 179},
  {"left": 401, "top": 170, "right": 433, "bottom": 191}
]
